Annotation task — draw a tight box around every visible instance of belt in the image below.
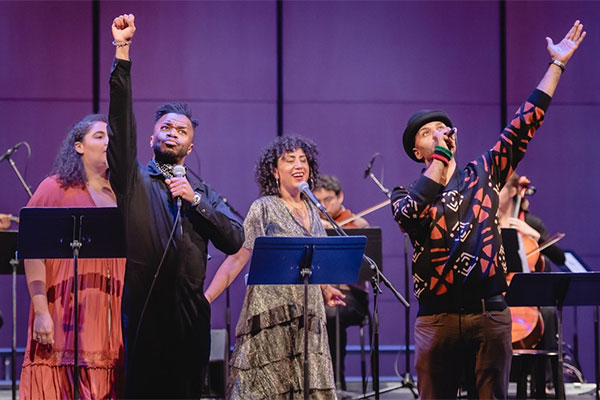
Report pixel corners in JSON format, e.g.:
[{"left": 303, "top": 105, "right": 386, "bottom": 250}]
[
  {"left": 418, "top": 294, "right": 507, "bottom": 316},
  {"left": 459, "top": 294, "right": 507, "bottom": 314}
]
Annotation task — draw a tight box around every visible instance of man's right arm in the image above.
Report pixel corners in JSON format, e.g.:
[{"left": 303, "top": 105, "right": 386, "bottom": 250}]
[
  {"left": 391, "top": 177, "right": 440, "bottom": 240},
  {"left": 107, "top": 14, "right": 138, "bottom": 196}
]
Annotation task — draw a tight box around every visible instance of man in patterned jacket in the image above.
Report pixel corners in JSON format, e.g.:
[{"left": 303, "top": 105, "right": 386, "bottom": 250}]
[{"left": 391, "top": 21, "right": 585, "bottom": 399}]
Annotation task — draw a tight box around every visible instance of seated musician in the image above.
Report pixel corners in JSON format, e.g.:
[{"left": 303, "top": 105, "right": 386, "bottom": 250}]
[
  {"left": 498, "top": 172, "right": 565, "bottom": 269},
  {"left": 499, "top": 172, "right": 567, "bottom": 386},
  {"left": 314, "top": 175, "right": 370, "bottom": 391},
  {"left": 314, "top": 175, "right": 369, "bottom": 229}
]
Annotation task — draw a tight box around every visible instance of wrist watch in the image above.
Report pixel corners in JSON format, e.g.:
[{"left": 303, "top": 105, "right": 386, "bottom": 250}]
[{"left": 191, "top": 192, "right": 202, "bottom": 207}]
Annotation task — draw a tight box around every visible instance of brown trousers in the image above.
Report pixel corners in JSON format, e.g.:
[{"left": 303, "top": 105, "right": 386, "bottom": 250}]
[{"left": 414, "top": 308, "right": 512, "bottom": 399}]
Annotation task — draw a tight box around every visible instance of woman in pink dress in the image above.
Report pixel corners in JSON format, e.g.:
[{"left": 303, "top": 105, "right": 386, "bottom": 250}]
[{"left": 19, "top": 114, "right": 125, "bottom": 399}]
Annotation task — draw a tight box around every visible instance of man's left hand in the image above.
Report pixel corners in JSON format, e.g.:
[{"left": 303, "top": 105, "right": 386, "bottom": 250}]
[
  {"left": 165, "top": 177, "right": 195, "bottom": 203},
  {"left": 546, "top": 20, "right": 586, "bottom": 65}
]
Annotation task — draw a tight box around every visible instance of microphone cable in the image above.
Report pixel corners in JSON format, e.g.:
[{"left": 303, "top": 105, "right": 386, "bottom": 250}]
[{"left": 129, "top": 196, "right": 182, "bottom": 371}]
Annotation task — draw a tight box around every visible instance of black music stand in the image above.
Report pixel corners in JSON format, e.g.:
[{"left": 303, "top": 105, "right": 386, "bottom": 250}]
[
  {"left": 18, "top": 207, "right": 125, "bottom": 400},
  {"left": 505, "top": 272, "right": 600, "bottom": 400},
  {"left": 0, "top": 231, "right": 23, "bottom": 400},
  {"left": 247, "top": 236, "right": 366, "bottom": 400},
  {"left": 501, "top": 228, "right": 528, "bottom": 273},
  {"left": 326, "top": 228, "right": 382, "bottom": 284},
  {"left": 326, "top": 228, "right": 382, "bottom": 396}
]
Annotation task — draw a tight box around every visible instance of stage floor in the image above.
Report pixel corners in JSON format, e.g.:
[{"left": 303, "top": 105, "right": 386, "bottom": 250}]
[
  {"left": 337, "top": 381, "right": 599, "bottom": 399},
  {"left": 0, "top": 381, "right": 597, "bottom": 399}
]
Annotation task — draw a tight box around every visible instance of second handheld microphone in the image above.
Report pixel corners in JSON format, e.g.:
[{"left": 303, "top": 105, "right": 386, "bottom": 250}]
[{"left": 172, "top": 165, "right": 186, "bottom": 210}]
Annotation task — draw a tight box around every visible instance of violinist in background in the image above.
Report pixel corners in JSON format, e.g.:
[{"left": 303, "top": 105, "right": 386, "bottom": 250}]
[{"left": 313, "top": 175, "right": 369, "bottom": 229}]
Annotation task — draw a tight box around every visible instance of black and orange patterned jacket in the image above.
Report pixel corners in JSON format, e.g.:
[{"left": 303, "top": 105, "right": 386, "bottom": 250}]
[{"left": 392, "top": 89, "right": 551, "bottom": 316}]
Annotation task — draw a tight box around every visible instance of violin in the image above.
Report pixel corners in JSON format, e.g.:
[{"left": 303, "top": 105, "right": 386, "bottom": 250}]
[{"left": 337, "top": 199, "right": 390, "bottom": 227}]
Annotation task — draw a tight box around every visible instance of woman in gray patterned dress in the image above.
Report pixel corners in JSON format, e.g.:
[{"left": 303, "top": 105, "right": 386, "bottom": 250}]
[{"left": 205, "top": 136, "right": 344, "bottom": 399}]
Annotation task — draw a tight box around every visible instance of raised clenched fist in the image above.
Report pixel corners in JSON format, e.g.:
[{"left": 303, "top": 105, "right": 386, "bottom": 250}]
[{"left": 112, "top": 13, "right": 136, "bottom": 43}]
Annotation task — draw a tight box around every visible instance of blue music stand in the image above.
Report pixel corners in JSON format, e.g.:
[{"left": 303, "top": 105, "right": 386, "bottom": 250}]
[
  {"left": 18, "top": 207, "right": 125, "bottom": 400},
  {"left": 248, "top": 235, "right": 366, "bottom": 400}
]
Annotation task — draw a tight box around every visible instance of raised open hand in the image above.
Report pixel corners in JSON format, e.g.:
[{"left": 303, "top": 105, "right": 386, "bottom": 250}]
[
  {"left": 546, "top": 20, "right": 586, "bottom": 65},
  {"left": 112, "top": 13, "right": 136, "bottom": 43}
]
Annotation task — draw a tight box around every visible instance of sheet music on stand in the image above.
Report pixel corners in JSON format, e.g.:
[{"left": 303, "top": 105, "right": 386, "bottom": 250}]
[{"left": 560, "top": 250, "right": 591, "bottom": 273}]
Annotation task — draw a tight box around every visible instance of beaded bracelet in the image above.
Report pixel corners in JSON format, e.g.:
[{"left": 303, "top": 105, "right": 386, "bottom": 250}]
[
  {"left": 431, "top": 153, "right": 449, "bottom": 166},
  {"left": 549, "top": 59, "right": 565, "bottom": 73},
  {"left": 112, "top": 40, "right": 132, "bottom": 48}
]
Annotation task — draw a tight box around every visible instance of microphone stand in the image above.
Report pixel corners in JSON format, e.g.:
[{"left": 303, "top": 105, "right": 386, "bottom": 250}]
[
  {"left": 398, "top": 234, "right": 418, "bottom": 398},
  {"left": 359, "top": 170, "right": 418, "bottom": 399},
  {"left": 312, "top": 198, "right": 408, "bottom": 400},
  {"left": 1, "top": 142, "right": 31, "bottom": 399},
  {"left": 365, "top": 171, "right": 390, "bottom": 199},
  {"left": 1, "top": 143, "right": 33, "bottom": 197}
]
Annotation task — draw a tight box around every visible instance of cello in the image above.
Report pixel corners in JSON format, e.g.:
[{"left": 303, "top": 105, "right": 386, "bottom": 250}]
[{"left": 505, "top": 176, "right": 545, "bottom": 349}]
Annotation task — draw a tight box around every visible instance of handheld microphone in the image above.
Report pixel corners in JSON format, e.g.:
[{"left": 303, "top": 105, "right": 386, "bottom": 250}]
[
  {"left": 0, "top": 143, "right": 22, "bottom": 162},
  {"left": 363, "top": 152, "right": 380, "bottom": 179},
  {"left": 172, "top": 165, "right": 186, "bottom": 210},
  {"left": 524, "top": 185, "right": 536, "bottom": 196},
  {"left": 298, "top": 181, "right": 327, "bottom": 214}
]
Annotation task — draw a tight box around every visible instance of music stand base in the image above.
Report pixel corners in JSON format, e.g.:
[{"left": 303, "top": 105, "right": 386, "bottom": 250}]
[
  {"left": 336, "top": 388, "right": 358, "bottom": 399},
  {"left": 351, "top": 375, "right": 418, "bottom": 400}
]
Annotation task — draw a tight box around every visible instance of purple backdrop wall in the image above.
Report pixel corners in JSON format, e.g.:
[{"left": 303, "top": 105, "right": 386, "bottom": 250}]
[{"left": 1, "top": 0, "right": 598, "bottom": 384}]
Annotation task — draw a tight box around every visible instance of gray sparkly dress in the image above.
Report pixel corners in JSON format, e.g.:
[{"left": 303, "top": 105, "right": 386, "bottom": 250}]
[{"left": 227, "top": 196, "right": 337, "bottom": 400}]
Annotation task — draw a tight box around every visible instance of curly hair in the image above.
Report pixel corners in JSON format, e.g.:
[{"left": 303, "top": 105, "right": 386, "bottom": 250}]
[
  {"left": 50, "top": 114, "right": 107, "bottom": 188},
  {"left": 255, "top": 135, "right": 320, "bottom": 197}
]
